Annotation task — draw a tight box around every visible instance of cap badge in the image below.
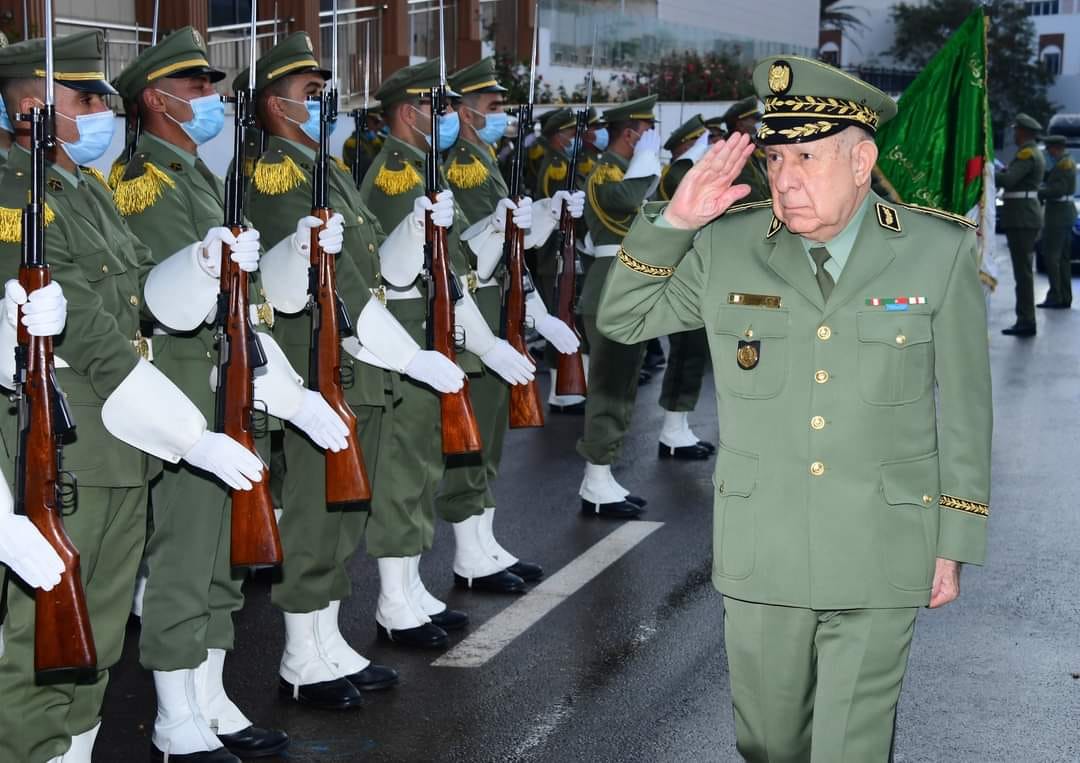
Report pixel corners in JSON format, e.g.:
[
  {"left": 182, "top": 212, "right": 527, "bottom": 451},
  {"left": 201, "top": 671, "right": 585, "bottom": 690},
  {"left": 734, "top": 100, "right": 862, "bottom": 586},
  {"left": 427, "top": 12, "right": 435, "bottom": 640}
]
[{"left": 768, "top": 61, "right": 792, "bottom": 95}]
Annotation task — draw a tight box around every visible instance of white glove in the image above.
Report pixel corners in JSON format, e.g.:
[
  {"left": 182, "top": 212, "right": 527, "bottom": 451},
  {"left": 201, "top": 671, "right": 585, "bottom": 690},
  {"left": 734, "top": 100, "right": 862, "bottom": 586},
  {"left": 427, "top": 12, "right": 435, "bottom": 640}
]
[
  {"left": 197, "top": 227, "right": 261, "bottom": 277},
  {"left": 633, "top": 128, "right": 661, "bottom": 157},
  {"left": 403, "top": 350, "right": 466, "bottom": 394},
  {"left": 5, "top": 280, "right": 67, "bottom": 336},
  {"left": 289, "top": 390, "right": 350, "bottom": 452},
  {"left": 480, "top": 339, "right": 535, "bottom": 385},
  {"left": 551, "top": 190, "right": 585, "bottom": 220},
  {"left": 295, "top": 213, "right": 345, "bottom": 257},
  {"left": 413, "top": 190, "right": 454, "bottom": 228},
  {"left": 0, "top": 513, "right": 64, "bottom": 591},
  {"left": 492, "top": 197, "right": 533, "bottom": 231},
  {"left": 533, "top": 312, "right": 579, "bottom": 354},
  {"left": 683, "top": 130, "right": 711, "bottom": 165},
  {"left": 182, "top": 431, "right": 265, "bottom": 491}
]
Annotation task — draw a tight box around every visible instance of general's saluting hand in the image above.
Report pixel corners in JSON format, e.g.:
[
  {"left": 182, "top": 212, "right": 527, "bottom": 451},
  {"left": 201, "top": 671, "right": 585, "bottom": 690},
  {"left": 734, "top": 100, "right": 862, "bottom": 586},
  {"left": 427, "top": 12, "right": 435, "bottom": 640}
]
[{"left": 664, "top": 131, "right": 756, "bottom": 230}]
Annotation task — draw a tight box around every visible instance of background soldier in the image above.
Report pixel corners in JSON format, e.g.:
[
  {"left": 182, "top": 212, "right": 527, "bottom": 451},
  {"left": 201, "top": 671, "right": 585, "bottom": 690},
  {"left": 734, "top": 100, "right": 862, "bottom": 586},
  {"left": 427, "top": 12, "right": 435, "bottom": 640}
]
[
  {"left": 997, "top": 112, "right": 1045, "bottom": 336},
  {"left": 1037, "top": 134, "right": 1076, "bottom": 309},
  {"left": 723, "top": 95, "right": 769, "bottom": 202},
  {"left": 342, "top": 104, "right": 385, "bottom": 185}
]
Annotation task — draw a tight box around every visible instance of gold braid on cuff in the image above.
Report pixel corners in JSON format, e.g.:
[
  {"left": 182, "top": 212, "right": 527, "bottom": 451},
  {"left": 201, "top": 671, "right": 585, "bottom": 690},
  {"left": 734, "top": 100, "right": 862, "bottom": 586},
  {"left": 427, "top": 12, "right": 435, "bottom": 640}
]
[
  {"left": 939, "top": 494, "right": 989, "bottom": 517},
  {"left": 617, "top": 247, "right": 675, "bottom": 278}
]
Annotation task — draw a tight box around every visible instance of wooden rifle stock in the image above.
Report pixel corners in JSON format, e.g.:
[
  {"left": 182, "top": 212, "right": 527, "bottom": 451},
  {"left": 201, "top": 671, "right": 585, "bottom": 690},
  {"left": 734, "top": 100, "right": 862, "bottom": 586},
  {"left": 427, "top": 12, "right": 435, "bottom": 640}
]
[
  {"left": 309, "top": 207, "right": 371, "bottom": 508},
  {"left": 219, "top": 234, "right": 282, "bottom": 569},
  {"left": 503, "top": 213, "right": 544, "bottom": 428},
  {"left": 554, "top": 202, "right": 586, "bottom": 396}
]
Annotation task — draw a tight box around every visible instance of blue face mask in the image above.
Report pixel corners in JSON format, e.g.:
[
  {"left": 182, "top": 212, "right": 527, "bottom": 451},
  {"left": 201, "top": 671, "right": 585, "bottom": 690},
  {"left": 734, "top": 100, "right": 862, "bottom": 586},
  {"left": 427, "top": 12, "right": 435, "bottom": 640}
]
[
  {"left": 57, "top": 109, "right": 115, "bottom": 165},
  {"left": 591, "top": 127, "right": 609, "bottom": 151},
  {"left": 280, "top": 96, "right": 334, "bottom": 143},
  {"left": 158, "top": 90, "right": 225, "bottom": 145},
  {"left": 566, "top": 137, "right": 582, "bottom": 156},
  {"left": 0, "top": 96, "right": 11, "bottom": 134},
  {"left": 410, "top": 106, "right": 460, "bottom": 151},
  {"left": 468, "top": 108, "right": 508, "bottom": 146}
]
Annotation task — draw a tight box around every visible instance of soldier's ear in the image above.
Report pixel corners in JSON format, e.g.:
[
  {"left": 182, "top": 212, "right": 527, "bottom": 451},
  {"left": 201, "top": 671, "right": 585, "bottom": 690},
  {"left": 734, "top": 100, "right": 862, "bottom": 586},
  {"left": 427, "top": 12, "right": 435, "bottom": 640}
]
[{"left": 851, "top": 139, "right": 878, "bottom": 186}]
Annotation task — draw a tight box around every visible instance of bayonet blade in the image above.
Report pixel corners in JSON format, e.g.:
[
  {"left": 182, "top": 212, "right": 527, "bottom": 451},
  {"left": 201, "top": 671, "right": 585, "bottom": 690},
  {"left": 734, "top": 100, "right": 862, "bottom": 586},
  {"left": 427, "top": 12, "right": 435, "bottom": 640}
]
[
  {"left": 438, "top": 0, "right": 447, "bottom": 86},
  {"left": 247, "top": 0, "right": 257, "bottom": 92},
  {"left": 44, "top": 0, "right": 54, "bottom": 106},
  {"left": 363, "top": 24, "right": 371, "bottom": 109},
  {"left": 527, "top": 1, "right": 539, "bottom": 107},
  {"left": 151, "top": 0, "right": 160, "bottom": 46},
  {"left": 331, "top": 0, "right": 339, "bottom": 91}
]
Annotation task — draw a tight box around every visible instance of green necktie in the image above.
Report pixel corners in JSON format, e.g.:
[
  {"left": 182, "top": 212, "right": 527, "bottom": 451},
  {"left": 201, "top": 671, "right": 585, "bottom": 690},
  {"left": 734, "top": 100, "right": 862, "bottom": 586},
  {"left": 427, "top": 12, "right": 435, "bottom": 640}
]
[{"left": 810, "top": 245, "right": 835, "bottom": 301}]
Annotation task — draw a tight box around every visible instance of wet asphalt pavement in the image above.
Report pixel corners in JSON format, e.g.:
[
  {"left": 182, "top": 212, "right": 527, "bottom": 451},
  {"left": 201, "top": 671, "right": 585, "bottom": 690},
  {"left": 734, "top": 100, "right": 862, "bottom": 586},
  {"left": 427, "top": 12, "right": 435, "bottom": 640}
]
[{"left": 97, "top": 238, "right": 1080, "bottom": 762}]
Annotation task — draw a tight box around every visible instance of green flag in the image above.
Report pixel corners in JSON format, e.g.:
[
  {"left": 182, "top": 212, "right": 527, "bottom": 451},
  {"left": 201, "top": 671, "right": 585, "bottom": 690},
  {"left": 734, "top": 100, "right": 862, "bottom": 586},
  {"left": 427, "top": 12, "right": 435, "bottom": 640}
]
[{"left": 876, "top": 8, "right": 992, "bottom": 215}]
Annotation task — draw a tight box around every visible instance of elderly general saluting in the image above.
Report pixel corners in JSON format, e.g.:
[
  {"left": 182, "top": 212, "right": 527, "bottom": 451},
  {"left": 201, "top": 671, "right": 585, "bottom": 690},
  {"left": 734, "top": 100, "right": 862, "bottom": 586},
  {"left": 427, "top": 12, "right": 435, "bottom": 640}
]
[{"left": 598, "top": 56, "right": 992, "bottom": 761}]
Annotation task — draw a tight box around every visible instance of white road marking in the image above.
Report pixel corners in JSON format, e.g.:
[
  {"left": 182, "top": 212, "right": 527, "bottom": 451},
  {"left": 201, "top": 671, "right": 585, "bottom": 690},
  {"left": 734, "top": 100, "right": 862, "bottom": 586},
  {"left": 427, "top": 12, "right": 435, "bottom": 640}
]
[{"left": 432, "top": 521, "right": 665, "bottom": 668}]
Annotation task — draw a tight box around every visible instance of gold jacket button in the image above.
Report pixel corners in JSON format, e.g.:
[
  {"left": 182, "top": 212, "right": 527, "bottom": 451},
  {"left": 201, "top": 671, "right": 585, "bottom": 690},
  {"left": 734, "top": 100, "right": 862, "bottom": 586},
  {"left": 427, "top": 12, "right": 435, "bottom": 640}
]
[
  {"left": 810, "top": 461, "right": 825, "bottom": 476},
  {"left": 923, "top": 494, "right": 933, "bottom": 504},
  {"left": 129, "top": 295, "right": 138, "bottom": 306},
  {"left": 206, "top": 351, "right": 212, "bottom": 359},
  {"left": 368, "top": 243, "right": 375, "bottom": 253},
  {"left": 817, "top": 325, "right": 832, "bottom": 341},
  {"left": 101, "top": 264, "right": 109, "bottom": 273},
  {"left": 814, "top": 370, "right": 830, "bottom": 384},
  {"left": 895, "top": 334, "right": 907, "bottom": 346},
  {"left": 357, "top": 215, "right": 364, "bottom": 224},
  {"left": 810, "top": 415, "right": 825, "bottom": 430}
]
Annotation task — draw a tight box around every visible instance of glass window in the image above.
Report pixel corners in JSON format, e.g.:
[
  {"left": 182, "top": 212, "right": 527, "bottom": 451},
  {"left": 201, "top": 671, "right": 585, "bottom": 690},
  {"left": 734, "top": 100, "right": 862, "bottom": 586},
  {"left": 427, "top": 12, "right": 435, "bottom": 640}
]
[{"left": 1043, "top": 50, "right": 1062, "bottom": 75}]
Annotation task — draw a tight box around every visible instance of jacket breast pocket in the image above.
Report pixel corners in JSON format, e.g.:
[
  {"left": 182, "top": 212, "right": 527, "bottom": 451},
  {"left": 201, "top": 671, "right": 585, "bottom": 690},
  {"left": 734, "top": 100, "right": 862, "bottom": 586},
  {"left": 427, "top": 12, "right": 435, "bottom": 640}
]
[
  {"left": 879, "top": 451, "right": 939, "bottom": 591},
  {"left": 74, "top": 248, "right": 128, "bottom": 284},
  {"left": 713, "top": 443, "right": 759, "bottom": 580},
  {"left": 713, "top": 306, "right": 789, "bottom": 400},
  {"left": 856, "top": 311, "right": 933, "bottom": 406}
]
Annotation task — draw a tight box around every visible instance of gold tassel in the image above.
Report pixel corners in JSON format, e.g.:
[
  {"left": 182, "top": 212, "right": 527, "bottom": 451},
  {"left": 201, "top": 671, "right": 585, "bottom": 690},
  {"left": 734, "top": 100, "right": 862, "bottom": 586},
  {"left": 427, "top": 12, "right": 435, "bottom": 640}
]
[
  {"left": 0, "top": 203, "right": 55, "bottom": 243},
  {"left": 528, "top": 143, "right": 545, "bottom": 162},
  {"left": 107, "top": 161, "right": 126, "bottom": 190},
  {"left": 547, "top": 162, "right": 568, "bottom": 182},
  {"left": 578, "top": 157, "right": 595, "bottom": 177},
  {"left": 253, "top": 154, "right": 307, "bottom": 196},
  {"left": 333, "top": 156, "right": 350, "bottom": 174},
  {"left": 374, "top": 162, "right": 422, "bottom": 196},
  {"left": 113, "top": 162, "right": 177, "bottom": 217},
  {"left": 446, "top": 156, "right": 489, "bottom": 189},
  {"left": 80, "top": 166, "right": 109, "bottom": 189},
  {"left": 593, "top": 163, "right": 624, "bottom": 185}
]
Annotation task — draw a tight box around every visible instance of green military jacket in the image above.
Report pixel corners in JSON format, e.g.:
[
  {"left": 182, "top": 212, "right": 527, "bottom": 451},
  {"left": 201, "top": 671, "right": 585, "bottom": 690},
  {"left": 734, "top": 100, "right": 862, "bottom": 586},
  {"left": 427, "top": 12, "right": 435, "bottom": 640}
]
[
  {"left": 0, "top": 146, "right": 155, "bottom": 488},
  {"left": 444, "top": 136, "right": 508, "bottom": 227},
  {"left": 658, "top": 159, "right": 691, "bottom": 202},
  {"left": 996, "top": 140, "right": 1045, "bottom": 230},
  {"left": 246, "top": 135, "right": 396, "bottom": 409},
  {"left": 358, "top": 133, "right": 481, "bottom": 373},
  {"left": 115, "top": 133, "right": 275, "bottom": 419},
  {"left": 1039, "top": 152, "right": 1078, "bottom": 229},
  {"left": 534, "top": 143, "right": 582, "bottom": 200},
  {"left": 579, "top": 150, "right": 656, "bottom": 315},
  {"left": 597, "top": 195, "right": 992, "bottom": 609}
]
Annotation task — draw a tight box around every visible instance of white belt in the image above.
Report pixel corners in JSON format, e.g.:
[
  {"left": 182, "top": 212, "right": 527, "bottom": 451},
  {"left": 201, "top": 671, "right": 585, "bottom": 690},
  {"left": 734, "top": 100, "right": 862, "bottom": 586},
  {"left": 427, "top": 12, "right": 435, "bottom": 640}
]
[
  {"left": 593, "top": 244, "right": 621, "bottom": 259},
  {"left": 383, "top": 284, "right": 423, "bottom": 301},
  {"left": 1002, "top": 191, "right": 1038, "bottom": 199}
]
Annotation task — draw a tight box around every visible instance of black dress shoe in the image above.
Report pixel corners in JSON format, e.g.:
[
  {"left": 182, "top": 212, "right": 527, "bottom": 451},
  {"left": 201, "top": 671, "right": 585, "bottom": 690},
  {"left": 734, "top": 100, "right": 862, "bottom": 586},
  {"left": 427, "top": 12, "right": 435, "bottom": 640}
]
[
  {"left": 278, "top": 676, "right": 362, "bottom": 710},
  {"left": 152, "top": 745, "right": 240, "bottom": 762},
  {"left": 658, "top": 442, "right": 712, "bottom": 460},
  {"left": 1037, "top": 300, "right": 1069, "bottom": 309},
  {"left": 580, "top": 498, "right": 643, "bottom": 519},
  {"left": 696, "top": 440, "right": 716, "bottom": 454},
  {"left": 1001, "top": 324, "right": 1036, "bottom": 336},
  {"left": 376, "top": 621, "right": 449, "bottom": 648},
  {"left": 507, "top": 560, "right": 544, "bottom": 582},
  {"left": 549, "top": 401, "right": 586, "bottom": 415},
  {"left": 624, "top": 494, "right": 648, "bottom": 508},
  {"left": 454, "top": 569, "right": 526, "bottom": 593},
  {"left": 346, "top": 663, "right": 399, "bottom": 691},
  {"left": 428, "top": 608, "right": 469, "bottom": 631},
  {"left": 218, "top": 725, "right": 290, "bottom": 758}
]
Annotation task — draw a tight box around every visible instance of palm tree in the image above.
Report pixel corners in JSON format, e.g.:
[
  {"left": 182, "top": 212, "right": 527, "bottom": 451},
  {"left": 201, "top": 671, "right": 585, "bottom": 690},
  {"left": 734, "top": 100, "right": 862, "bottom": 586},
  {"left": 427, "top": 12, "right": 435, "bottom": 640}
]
[{"left": 820, "top": 0, "right": 869, "bottom": 35}]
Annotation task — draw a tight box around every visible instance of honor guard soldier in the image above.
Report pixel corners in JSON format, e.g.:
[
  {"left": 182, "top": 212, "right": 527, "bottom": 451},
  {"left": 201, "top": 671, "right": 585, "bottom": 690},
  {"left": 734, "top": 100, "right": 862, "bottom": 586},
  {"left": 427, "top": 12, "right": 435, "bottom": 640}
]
[
  {"left": 723, "top": 95, "right": 769, "bottom": 202},
  {"left": 997, "top": 112, "right": 1045, "bottom": 336},
  {"left": 575, "top": 94, "right": 661, "bottom": 518},
  {"left": 598, "top": 55, "right": 991, "bottom": 762},
  {"left": 342, "top": 104, "right": 385, "bottom": 185},
  {"left": 580, "top": 108, "right": 607, "bottom": 180},
  {"left": 440, "top": 57, "right": 582, "bottom": 591},
  {"left": 1037, "top": 134, "right": 1076, "bottom": 309},
  {"left": 704, "top": 114, "right": 726, "bottom": 144},
  {"left": 653, "top": 114, "right": 715, "bottom": 460},
  {"left": 241, "top": 32, "right": 438, "bottom": 703},
  {"left": 357, "top": 59, "right": 534, "bottom": 647},
  {"left": 0, "top": 31, "right": 272, "bottom": 763},
  {"left": 114, "top": 28, "right": 361, "bottom": 758}
]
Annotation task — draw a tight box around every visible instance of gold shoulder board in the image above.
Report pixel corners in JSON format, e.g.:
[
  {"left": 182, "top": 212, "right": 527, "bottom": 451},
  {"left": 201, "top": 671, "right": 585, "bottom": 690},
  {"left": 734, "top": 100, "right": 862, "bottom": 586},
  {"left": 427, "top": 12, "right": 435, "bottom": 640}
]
[
  {"left": 726, "top": 199, "right": 772, "bottom": 215},
  {"left": 253, "top": 154, "right": 308, "bottom": 196},
  {"left": 1016, "top": 147, "right": 1035, "bottom": 161},
  {"left": 374, "top": 158, "right": 422, "bottom": 196},
  {"left": 113, "top": 162, "right": 177, "bottom": 217},
  {"left": 0, "top": 204, "right": 55, "bottom": 243},
  {"left": 901, "top": 203, "right": 977, "bottom": 229},
  {"left": 446, "top": 154, "right": 489, "bottom": 189}
]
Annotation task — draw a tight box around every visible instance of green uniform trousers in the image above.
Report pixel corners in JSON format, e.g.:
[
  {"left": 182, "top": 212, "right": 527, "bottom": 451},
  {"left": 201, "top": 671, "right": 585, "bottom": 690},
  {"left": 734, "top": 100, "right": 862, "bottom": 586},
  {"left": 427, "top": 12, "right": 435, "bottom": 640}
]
[
  {"left": 0, "top": 485, "right": 147, "bottom": 762},
  {"left": 659, "top": 328, "right": 710, "bottom": 413},
  {"left": 272, "top": 404, "right": 387, "bottom": 614},
  {"left": 437, "top": 286, "right": 507, "bottom": 523},
  {"left": 1042, "top": 221, "right": 1073, "bottom": 306},
  {"left": 140, "top": 463, "right": 242, "bottom": 670},
  {"left": 577, "top": 310, "right": 646, "bottom": 465},
  {"left": 1006, "top": 227, "right": 1040, "bottom": 328},
  {"left": 365, "top": 299, "right": 443, "bottom": 558},
  {"left": 723, "top": 596, "right": 917, "bottom": 763}
]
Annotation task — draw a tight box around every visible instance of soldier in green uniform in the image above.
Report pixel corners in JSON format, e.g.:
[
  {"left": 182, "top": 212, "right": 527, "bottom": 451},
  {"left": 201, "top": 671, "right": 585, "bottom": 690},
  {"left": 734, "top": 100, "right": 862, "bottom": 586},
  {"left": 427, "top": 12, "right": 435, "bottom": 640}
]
[
  {"left": 358, "top": 59, "right": 535, "bottom": 647},
  {"left": 1037, "top": 134, "right": 1076, "bottom": 309},
  {"left": 576, "top": 95, "right": 661, "bottom": 518},
  {"left": 342, "top": 104, "right": 385, "bottom": 186},
  {"left": 598, "top": 55, "right": 991, "bottom": 762},
  {"left": 654, "top": 115, "right": 716, "bottom": 460},
  {"left": 997, "top": 112, "right": 1045, "bottom": 336},
  {"left": 114, "top": 29, "right": 366, "bottom": 758},
  {"left": 0, "top": 31, "right": 271, "bottom": 763},
  {"left": 704, "top": 114, "right": 726, "bottom": 144},
  {"left": 723, "top": 95, "right": 769, "bottom": 202},
  {"left": 580, "top": 108, "right": 607, "bottom": 180},
  {"left": 441, "top": 57, "right": 583, "bottom": 590},
  {"left": 242, "top": 32, "right": 445, "bottom": 703}
]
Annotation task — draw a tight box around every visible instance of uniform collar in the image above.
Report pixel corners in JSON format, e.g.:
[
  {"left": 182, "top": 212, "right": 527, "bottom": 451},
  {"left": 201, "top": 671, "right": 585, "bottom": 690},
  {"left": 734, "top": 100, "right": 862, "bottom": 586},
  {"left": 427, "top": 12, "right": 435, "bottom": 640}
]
[
  {"left": 798, "top": 192, "right": 872, "bottom": 274},
  {"left": 385, "top": 132, "right": 426, "bottom": 162},
  {"left": 600, "top": 150, "right": 629, "bottom": 170},
  {"left": 281, "top": 137, "right": 316, "bottom": 162},
  {"left": 143, "top": 131, "right": 197, "bottom": 168},
  {"left": 12, "top": 144, "right": 80, "bottom": 188}
]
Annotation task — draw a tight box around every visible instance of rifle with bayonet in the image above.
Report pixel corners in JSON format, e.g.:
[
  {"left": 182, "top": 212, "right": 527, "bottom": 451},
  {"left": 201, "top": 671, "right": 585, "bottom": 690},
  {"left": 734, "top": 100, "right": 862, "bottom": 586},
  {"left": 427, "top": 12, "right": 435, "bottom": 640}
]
[
  {"left": 217, "top": 2, "right": 281, "bottom": 570},
  {"left": 503, "top": 6, "right": 544, "bottom": 428},
  {"left": 308, "top": 0, "right": 371, "bottom": 509},
  {"left": 426, "top": 0, "right": 482, "bottom": 455},
  {"left": 348, "top": 24, "right": 371, "bottom": 190},
  {"left": 13, "top": 0, "right": 94, "bottom": 681}
]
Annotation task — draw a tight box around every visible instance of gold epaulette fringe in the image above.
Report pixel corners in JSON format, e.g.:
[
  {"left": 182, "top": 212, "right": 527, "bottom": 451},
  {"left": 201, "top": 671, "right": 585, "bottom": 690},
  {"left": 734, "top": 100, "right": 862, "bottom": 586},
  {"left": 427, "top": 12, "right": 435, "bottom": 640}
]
[
  {"left": 333, "top": 157, "right": 350, "bottom": 174},
  {"left": 253, "top": 154, "right": 307, "bottom": 196},
  {"left": 528, "top": 143, "right": 545, "bottom": 162},
  {"left": 578, "top": 157, "right": 595, "bottom": 177},
  {"left": 107, "top": 162, "right": 125, "bottom": 190},
  {"left": 446, "top": 156, "right": 489, "bottom": 189},
  {"left": 113, "top": 162, "right": 176, "bottom": 217},
  {"left": 374, "top": 162, "right": 422, "bottom": 196},
  {"left": 81, "top": 166, "right": 109, "bottom": 189},
  {"left": 547, "top": 162, "right": 568, "bottom": 183},
  {"left": 0, "top": 203, "right": 55, "bottom": 243},
  {"left": 592, "top": 163, "right": 624, "bottom": 185}
]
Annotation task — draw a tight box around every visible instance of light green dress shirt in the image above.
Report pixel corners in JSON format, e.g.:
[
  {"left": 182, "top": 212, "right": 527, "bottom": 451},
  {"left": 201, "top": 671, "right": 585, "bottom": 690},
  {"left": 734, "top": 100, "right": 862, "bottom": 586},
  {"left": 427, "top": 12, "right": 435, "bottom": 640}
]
[{"left": 799, "top": 193, "right": 871, "bottom": 283}]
